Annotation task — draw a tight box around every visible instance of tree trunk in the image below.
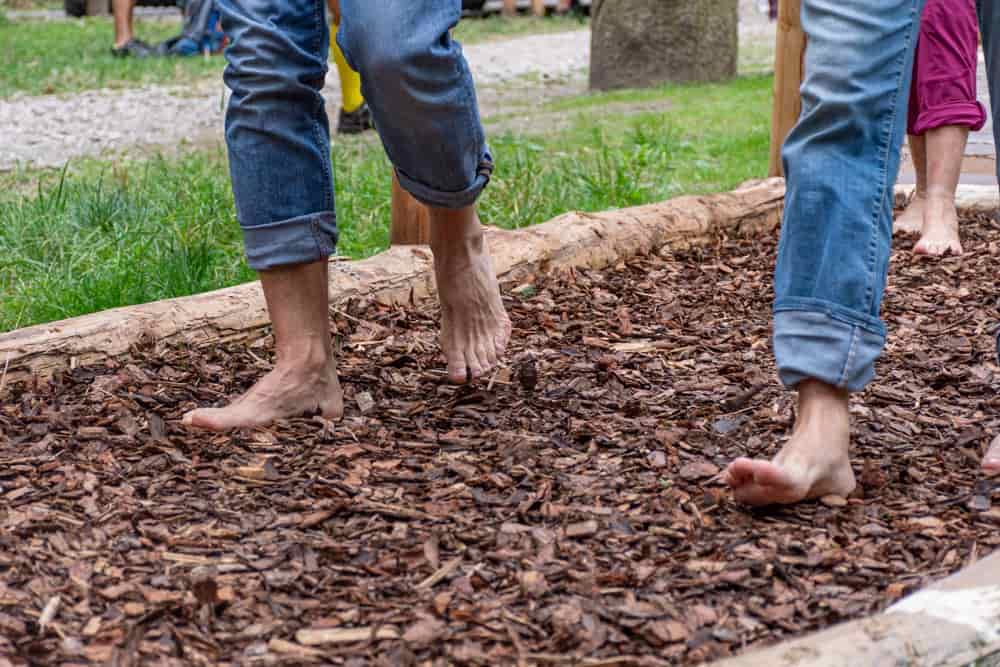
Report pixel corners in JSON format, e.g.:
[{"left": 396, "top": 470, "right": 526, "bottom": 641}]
[{"left": 590, "top": 0, "right": 739, "bottom": 91}]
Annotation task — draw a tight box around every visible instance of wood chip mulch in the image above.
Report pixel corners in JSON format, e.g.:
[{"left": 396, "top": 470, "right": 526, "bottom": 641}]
[{"left": 3, "top": 214, "right": 1000, "bottom": 666}]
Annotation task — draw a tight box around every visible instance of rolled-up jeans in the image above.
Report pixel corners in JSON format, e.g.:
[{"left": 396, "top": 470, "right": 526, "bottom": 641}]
[
  {"left": 217, "top": 0, "right": 493, "bottom": 271},
  {"left": 773, "top": 0, "right": 924, "bottom": 391}
]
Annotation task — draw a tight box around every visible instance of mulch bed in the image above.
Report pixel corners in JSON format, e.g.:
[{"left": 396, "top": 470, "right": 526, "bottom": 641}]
[{"left": 3, "top": 213, "right": 1000, "bottom": 667}]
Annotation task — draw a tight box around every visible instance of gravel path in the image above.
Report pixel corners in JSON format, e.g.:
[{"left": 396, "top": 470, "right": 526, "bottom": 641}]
[
  {"left": 0, "top": 10, "right": 776, "bottom": 171},
  {"left": 0, "top": 30, "right": 593, "bottom": 170}
]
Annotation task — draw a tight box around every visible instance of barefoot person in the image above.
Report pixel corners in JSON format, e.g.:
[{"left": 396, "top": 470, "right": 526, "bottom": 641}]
[
  {"left": 724, "top": 0, "right": 924, "bottom": 505},
  {"left": 183, "top": 0, "right": 511, "bottom": 431},
  {"left": 327, "top": 0, "right": 373, "bottom": 135},
  {"left": 893, "top": 0, "right": 986, "bottom": 255}
]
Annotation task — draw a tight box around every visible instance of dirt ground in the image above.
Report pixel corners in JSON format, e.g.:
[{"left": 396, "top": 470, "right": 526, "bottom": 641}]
[{"left": 2, "top": 213, "right": 1000, "bottom": 666}]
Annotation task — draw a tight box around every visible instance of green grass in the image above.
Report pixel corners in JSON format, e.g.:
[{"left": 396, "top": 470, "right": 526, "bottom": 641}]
[
  {"left": 453, "top": 13, "right": 587, "bottom": 44},
  {"left": 0, "top": 13, "right": 587, "bottom": 98},
  {"left": 1, "top": 17, "right": 222, "bottom": 98},
  {"left": 0, "top": 75, "right": 771, "bottom": 332}
]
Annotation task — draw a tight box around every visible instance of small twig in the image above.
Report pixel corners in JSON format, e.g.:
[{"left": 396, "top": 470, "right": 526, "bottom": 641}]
[{"left": 415, "top": 555, "right": 463, "bottom": 590}]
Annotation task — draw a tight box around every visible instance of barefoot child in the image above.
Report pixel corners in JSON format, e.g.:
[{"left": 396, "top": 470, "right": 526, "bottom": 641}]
[
  {"left": 183, "top": 0, "right": 511, "bottom": 431},
  {"left": 724, "top": 0, "right": 924, "bottom": 505},
  {"left": 894, "top": 0, "right": 986, "bottom": 256}
]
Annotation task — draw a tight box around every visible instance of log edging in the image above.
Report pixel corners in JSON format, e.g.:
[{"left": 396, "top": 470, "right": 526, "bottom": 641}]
[
  {"left": 4, "top": 179, "right": 996, "bottom": 390},
  {"left": 0, "top": 178, "right": 786, "bottom": 387}
]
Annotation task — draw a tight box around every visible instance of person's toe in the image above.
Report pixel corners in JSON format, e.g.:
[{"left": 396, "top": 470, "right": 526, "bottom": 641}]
[
  {"left": 724, "top": 458, "right": 756, "bottom": 488},
  {"left": 983, "top": 436, "right": 1000, "bottom": 473},
  {"left": 465, "top": 349, "right": 486, "bottom": 382},
  {"left": 447, "top": 353, "right": 468, "bottom": 384},
  {"left": 478, "top": 339, "right": 497, "bottom": 373},
  {"left": 183, "top": 408, "right": 221, "bottom": 431}
]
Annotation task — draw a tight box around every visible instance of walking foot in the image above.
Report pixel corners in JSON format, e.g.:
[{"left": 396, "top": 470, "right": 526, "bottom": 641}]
[
  {"left": 429, "top": 207, "right": 512, "bottom": 384},
  {"left": 724, "top": 380, "right": 856, "bottom": 506}
]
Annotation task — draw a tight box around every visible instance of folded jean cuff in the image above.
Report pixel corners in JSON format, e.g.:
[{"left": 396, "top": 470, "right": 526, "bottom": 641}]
[
  {"left": 773, "top": 309, "right": 885, "bottom": 393},
  {"left": 395, "top": 156, "right": 494, "bottom": 210},
  {"left": 911, "top": 100, "right": 988, "bottom": 134},
  {"left": 241, "top": 211, "right": 338, "bottom": 271}
]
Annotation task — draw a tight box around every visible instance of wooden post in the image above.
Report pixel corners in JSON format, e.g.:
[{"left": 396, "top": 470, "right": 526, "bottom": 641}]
[
  {"left": 390, "top": 173, "right": 430, "bottom": 245},
  {"left": 768, "top": 0, "right": 805, "bottom": 178},
  {"left": 531, "top": 0, "right": 546, "bottom": 16},
  {"left": 502, "top": 0, "right": 517, "bottom": 16}
]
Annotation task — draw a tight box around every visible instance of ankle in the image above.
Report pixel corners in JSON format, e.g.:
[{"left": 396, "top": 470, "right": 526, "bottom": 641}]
[
  {"left": 795, "top": 379, "right": 849, "bottom": 424},
  {"left": 275, "top": 338, "right": 333, "bottom": 373},
  {"left": 924, "top": 189, "right": 956, "bottom": 204}
]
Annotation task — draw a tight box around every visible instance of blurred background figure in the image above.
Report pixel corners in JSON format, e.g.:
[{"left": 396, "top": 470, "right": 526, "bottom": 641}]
[
  {"left": 327, "top": 0, "right": 373, "bottom": 134},
  {"left": 111, "top": 0, "right": 152, "bottom": 56}
]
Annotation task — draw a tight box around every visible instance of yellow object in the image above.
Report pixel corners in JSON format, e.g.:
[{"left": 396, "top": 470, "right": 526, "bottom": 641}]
[{"left": 331, "top": 24, "right": 364, "bottom": 114}]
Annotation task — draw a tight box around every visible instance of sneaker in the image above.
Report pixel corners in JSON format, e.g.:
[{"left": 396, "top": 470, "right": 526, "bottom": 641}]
[
  {"left": 111, "top": 39, "right": 153, "bottom": 58},
  {"left": 337, "top": 103, "right": 374, "bottom": 135}
]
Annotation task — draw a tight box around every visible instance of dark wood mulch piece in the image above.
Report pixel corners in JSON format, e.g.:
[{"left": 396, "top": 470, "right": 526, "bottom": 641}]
[{"left": 3, "top": 214, "right": 1000, "bottom": 666}]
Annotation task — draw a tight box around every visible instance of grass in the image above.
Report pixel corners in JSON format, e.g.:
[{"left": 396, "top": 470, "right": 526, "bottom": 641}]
[
  {"left": 1, "top": 17, "right": 222, "bottom": 98},
  {"left": 0, "top": 75, "right": 771, "bottom": 332},
  {"left": 0, "top": 13, "right": 587, "bottom": 98}
]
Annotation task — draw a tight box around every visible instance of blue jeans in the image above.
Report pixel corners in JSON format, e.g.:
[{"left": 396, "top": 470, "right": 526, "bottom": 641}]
[
  {"left": 773, "top": 0, "right": 925, "bottom": 392},
  {"left": 218, "top": 0, "right": 493, "bottom": 271}
]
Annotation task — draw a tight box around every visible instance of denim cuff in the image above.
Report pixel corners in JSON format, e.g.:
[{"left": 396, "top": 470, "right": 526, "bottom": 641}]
[
  {"left": 241, "top": 211, "right": 338, "bottom": 271},
  {"left": 773, "top": 307, "right": 885, "bottom": 393},
  {"left": 395, "top": 153, "right": 494, "bottom": 210}
]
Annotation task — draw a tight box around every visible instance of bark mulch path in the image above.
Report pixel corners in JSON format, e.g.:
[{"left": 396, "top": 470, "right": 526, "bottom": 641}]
[{"left": 3, "top": 214, "right": 1000, "bottom": 666}]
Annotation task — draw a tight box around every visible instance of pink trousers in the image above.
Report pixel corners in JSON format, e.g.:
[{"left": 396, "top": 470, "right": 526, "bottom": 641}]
[{"left": 908, "top": 0, "right": 987, "bottom": 135}]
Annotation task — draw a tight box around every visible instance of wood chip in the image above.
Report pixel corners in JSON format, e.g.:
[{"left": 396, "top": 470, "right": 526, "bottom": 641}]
[{"left": 295, "top": 626, "right": 400, "bottom": 645}]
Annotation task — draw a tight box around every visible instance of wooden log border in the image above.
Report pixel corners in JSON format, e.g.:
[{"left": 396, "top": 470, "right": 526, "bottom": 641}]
[{"left": 0, "top": 178, "right": 786, "bottom": 388}]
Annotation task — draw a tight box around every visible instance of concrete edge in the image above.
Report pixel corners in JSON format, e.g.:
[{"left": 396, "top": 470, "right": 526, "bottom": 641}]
[{"left": 707, "top": 551, "right": 1000, "bottom": 667}]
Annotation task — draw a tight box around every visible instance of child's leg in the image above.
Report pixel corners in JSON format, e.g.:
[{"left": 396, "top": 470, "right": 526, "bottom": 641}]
[
  {"left": 910, "top": 0, "right": 986, "bottom": 255},
  {"left": 895, "top": 134, "right": 928, "bottom": 235},
  {"left": 916, "top": 126, "right": 968, "bottom": 255},
  {"left": 331, "top": 27, "right": 364, "bottom": 114}
]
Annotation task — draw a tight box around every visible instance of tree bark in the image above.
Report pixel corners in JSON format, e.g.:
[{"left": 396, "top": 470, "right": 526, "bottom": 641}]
[{"left": 590, "top": 0, "right": 739, "bottom": 91}]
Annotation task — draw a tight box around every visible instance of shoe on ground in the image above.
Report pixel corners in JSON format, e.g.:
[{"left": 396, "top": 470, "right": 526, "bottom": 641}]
[
  {"left": 337, "top": 103, "right": 374, "bottom": 135},
  {"left": 111, "top": 39, "right": 154, "bottom": 58}
]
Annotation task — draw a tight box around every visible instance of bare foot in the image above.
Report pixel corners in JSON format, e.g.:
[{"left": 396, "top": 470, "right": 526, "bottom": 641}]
[
  {"left": 183, "top": 355, "right": 343, "bottom": 431},
  {"left": 183, "top": 259, "right": 343, "bottom": 431},
  {"left": 724, "top": 380, "right": 856, "bottom": 506},
  {"left": 914, "top": 194, "right": 962, "bottom": 256},
  {"left": 894, "top": 191, "right": 925, "bottom": 236},
  {"left": 429, "top": 208, "right": 512, "bottom": 384},
  {"left": 984, "top": 434, "right": 1000, "bottom": 474}
]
